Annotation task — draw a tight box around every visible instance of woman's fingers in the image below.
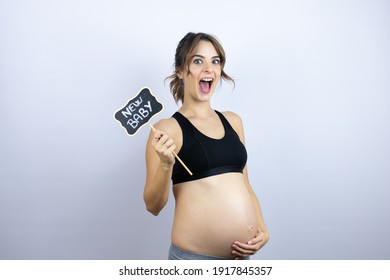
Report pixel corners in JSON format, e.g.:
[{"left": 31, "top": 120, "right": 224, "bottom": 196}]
[{"left": 152, "top": 130, "right": 176, "bottom": 164}]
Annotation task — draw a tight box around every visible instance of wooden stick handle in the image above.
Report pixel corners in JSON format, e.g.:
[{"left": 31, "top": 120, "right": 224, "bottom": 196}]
[
  {"left": 148, "top": 122, "right": 193, "bottom": 176},
  {"left": 172, "top": 151, "right": 193, "bottom": 176}
]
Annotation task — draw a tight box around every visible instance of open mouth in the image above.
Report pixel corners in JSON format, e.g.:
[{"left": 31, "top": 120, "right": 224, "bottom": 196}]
[{"left": 199, "top": 78, "right": 213, "bottom": 94}]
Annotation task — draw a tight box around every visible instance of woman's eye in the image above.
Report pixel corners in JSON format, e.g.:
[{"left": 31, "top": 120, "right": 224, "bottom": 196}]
[
  {"left": 212, "top": 59, "right": 221, "bottom": 64},
  {"left": 194, "top": 59, "right": 202, "bottom": 64}
]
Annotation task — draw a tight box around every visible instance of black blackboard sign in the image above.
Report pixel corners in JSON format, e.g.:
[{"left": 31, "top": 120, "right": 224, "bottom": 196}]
[{"left": 114, "top": 87, "right": 164, "bottom": 136}]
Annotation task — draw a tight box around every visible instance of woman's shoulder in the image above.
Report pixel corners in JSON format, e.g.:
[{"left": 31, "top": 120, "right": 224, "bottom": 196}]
[
  {"left": 220, "top": 111, "right": 244, "bottom": 128},
  {"left": 220, "top": 111, "right": 245, "bottom": 140},
  {"left": 152, "top": 114, "right": 181, "bottom": 137}
]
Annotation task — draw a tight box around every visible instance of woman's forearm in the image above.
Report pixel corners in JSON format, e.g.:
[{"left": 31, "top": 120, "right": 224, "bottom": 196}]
[{"left": 143, "top": 162, "right": 173, "bottom": 216}]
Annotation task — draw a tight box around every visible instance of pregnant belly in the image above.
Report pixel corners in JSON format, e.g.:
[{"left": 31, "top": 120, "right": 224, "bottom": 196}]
[{"left": 171, "top": 175, "right": 259, "bottom": 258}]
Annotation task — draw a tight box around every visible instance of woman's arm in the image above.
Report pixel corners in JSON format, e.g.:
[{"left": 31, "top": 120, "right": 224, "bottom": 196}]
[
  {"left": 223, "top": 112, "right": 270, "bottom": 258},
  {"left": 143, "top": 119, "right": 177, "bottom": 216},
  {"left": 231, "top": 166, "right": 270, "bottom": 258}
]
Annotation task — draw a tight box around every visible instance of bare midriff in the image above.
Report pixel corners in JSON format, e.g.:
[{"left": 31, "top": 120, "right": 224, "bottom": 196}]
[{"left": 171, "top": 172, "right": 259, "bottom": 259}]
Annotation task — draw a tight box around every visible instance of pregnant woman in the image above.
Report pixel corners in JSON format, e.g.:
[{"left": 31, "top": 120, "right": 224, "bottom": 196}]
[{"left": 144, "top": 32, "right": 269, "bottom": 260}]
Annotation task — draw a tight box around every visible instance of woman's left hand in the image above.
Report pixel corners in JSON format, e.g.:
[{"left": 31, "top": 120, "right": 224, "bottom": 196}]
[{"left": 231, "top": 229, "right": 268, "bottom": 260}]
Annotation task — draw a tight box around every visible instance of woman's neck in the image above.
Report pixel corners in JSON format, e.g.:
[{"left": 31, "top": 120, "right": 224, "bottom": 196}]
[{"left": 179, "top": 101, "right": 215, "bottom": 118}]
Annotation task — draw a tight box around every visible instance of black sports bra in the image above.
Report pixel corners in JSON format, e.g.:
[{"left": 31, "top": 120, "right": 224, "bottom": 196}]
[{"left": 171, "top": 110, "right": 247, "bottom": 185}]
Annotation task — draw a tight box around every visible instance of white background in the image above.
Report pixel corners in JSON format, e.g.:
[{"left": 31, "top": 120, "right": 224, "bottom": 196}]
[{"left": 1, "top": 0, "right": 389, "bottom": 259}]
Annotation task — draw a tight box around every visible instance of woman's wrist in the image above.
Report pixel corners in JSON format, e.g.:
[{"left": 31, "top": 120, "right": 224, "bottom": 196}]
[{"left": 159, "top": 161, "right": 174, "bottom": 171}]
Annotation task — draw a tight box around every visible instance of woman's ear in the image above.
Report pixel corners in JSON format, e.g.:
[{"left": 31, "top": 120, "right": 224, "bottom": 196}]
[{"left": 177, "top": 71, "right": 183, "bottom": 79}]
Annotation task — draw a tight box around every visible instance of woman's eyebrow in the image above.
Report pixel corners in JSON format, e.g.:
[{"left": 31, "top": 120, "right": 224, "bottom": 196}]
[{"left": 191, "top": 54, "right": 220, "bottom": 59}]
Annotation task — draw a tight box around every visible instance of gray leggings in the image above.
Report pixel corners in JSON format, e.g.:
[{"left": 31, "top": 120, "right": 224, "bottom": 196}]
[{"left": 168, "top": 244, "right": 250, "bottom": 260}]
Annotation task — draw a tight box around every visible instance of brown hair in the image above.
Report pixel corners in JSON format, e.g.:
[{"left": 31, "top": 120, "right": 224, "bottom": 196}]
[{"left": 166, "top": 32, "right": 235, "bottom": 104}]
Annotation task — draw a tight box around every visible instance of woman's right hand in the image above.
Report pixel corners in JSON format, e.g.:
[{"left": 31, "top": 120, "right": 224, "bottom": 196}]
[{"left": 152, "top": 130, "right": 176, "bottom": 166}]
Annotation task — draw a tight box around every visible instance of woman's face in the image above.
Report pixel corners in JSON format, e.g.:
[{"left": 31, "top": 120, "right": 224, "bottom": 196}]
[{"left": 179, "top": 40, "right": 222, "bottom": 104}]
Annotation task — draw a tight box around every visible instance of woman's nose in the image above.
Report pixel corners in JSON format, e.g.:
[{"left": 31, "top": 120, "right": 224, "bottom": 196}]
[{"left": 203, "top": 61, "right": 213, "bottom": 72}]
